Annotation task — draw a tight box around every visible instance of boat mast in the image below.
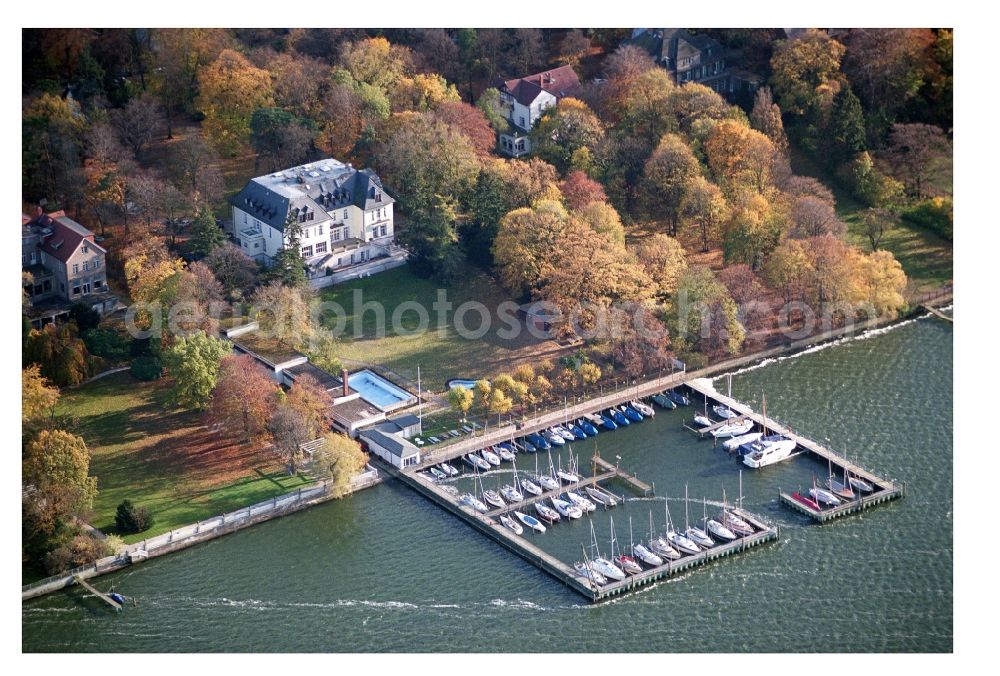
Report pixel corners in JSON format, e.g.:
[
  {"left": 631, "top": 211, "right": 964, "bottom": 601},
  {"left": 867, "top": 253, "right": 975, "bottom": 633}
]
[{"left": 684, "top": 483, "right": 690, "bottom": 530}]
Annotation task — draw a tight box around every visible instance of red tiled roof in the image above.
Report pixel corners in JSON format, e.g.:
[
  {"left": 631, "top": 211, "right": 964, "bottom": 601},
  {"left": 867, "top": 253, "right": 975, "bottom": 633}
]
[
  {"left": 501, "top": 65, "right": 582, "bottom": 105},
  {"left": 32, "top": 212, "right": 103, "bottom": 264}
]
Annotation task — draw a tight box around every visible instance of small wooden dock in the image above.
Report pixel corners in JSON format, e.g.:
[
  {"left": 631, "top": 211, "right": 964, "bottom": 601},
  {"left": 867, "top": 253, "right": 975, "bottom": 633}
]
[
  {"left": 684, "top": 378, "right": 905, "bottom": 522},
  {"left": 591, "top": 454, "right": 654, "bottom": 494},
  {"left": 73, "top": 575, "right": 122, "bottom": 612},
  {"left": 921, "top": 305, "right": 953, "bottom": 323},
  {"left": 483, "top": 468, "right": 618, "bottom": 518}
]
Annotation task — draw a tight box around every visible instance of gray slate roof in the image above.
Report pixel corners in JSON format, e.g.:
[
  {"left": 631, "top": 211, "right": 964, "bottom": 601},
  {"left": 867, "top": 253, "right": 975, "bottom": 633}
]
[
  {"left": 230, "top": 159, "right": 394, "bottom": 233},
  {"left": 358, "top": 429, "right": 419, "bottom": 458}
]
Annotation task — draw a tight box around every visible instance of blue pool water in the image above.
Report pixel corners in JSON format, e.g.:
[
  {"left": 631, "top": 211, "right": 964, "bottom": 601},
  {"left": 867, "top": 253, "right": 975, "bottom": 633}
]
[
  {"left": 348, "top": 370, "right": 413, "bottom": 410},
  {"left": 446, "top": 379, "right": 478, "bottom": 390}
]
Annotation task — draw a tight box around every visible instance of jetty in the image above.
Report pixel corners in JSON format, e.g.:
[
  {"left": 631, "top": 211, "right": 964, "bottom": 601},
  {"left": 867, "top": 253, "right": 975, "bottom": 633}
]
[
  {"left": 382, "top": 458, "right": 778, "bottom": 603},
  {"left": 684, "top": 378, "right": 905, "bottom": 522},
  {"left": 72, "top": 575, "right": 121, "bottom": 612},
  {"left": 921, "top": 305, "right": 953, "bottom": 323}
]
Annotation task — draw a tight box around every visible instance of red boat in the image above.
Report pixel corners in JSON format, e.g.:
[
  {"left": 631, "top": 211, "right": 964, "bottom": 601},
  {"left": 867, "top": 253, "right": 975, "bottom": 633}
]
[
  {"left": 614, "top": 555, "right": 643, "bottom": 575},
  {"left": 791, "top": 491, "right": 822, "bottom": 511}
]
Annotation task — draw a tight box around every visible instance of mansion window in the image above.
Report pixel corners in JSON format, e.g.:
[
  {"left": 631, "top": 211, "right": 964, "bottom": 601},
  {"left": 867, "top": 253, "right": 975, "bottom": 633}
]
[
  {"left": 301, "top": 245, "right": 314, "bottom": 258},
  {"left": 332, "top": 228, "right": 342, "bottom": 242},
  {"left": 315, "top": 241, "right": 328, "bottom": 254},
  {"left": 378, "top": 224, "right": 387, "bottom": 237}
]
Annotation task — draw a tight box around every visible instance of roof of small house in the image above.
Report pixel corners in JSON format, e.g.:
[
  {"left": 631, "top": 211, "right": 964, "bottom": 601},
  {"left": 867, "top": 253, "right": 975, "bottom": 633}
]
[
  {"left": 358, "top": 429, "right": 419, "bottom": 459},
  {"left": 32, "top": 212, "right": 105, "bottom": 265},
  {"left": 499, "top": 65, "right": 581, "bottom": 106}
]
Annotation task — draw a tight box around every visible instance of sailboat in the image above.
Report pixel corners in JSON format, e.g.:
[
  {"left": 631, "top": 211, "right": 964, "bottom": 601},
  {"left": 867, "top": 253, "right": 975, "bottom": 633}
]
[
  {"left": 460, "top": 492, "right": 488, "bottom": 513},
  {"left": 514, "top": 510, "right": 546, "bottom": 533},
  {"left": 525, "top": 433, "right": 550, "bottom": 450},
  {"left": 608, "top": 407, "right": 630, "bottom": 426},
  {"left": 722, "top": 432, "right": 762, "bottom": 452},
  {"left": 826, "top": 459, "right": 856, "bottom": 500},
  {"left": 664, "top": 493, "right": 701, "bottom": 555},
  {"left": 651, "top": 392, "right": 677, "bottom": 409},
  {"left": 565, "top": 490, "right": 596, "bottom": 513},
  {"left": 848, "top": 471, "right": 874, "bottom": 494},
  {"left": 481, "top": 448, "right": 501, "bottom": 466},
  {"left": 500, "top": 483, "right": 523, "bottom": 504},
  {"left": 598, "top": 412, "right": 619, "bottom": 430},
  {"left": 619, "top": 404, "right": 644, "bottom": 422},
  {"left": 499, "top": 514, "right": 523, "bottom": 535},
  {"left": 611, "top": 516, "right": 642, "bottom": 575},
  {"left": 648, "top": 509, "right": 681, "bottom": 560},
  {"left": 666, "top": 389, "right": 690, "bottom": 406},
  {"left": 693, "top": 398, "right": 712, "bottom": 427},
  {"left": 544, "top": 428, "right": 566, "bottom": 446},
  {"left": 478, "top": 467, "right": 505, "bottom": 509},
  {"left": 464, "top": 453, "right": 490, "bottom": 472},
  {"left": 809, "top": 476, "right": 842, "bottom": 507},
  {"left": 557, "top": 452, "right": 581, "bottom": 483},
  {"left": 588, "top": 521, "right": 625, "bottom": 581},
  {"left": 586, "top": 485, "right": 618, "bottom": 508},
  {"left": 631, "top": 515, "right": 663, "bottom": 566},
  {"left": 684, "top": 484, "right": 715, "bottom": 548},
  {"left": 551, "top": 496, "right": 583, "bottom": 519},
  {"left": 574, "top": 556, "right": 608, "bottom": 586},
  {"left": 495, "top": 444, "right": 516, "bottom": 463},
  {"left": 535, "top": 501, "right": 561, "bottom": 523},
  {"left": 429, "top": 466, "right": 447, "bottom": 481},
  {"left": 439, "top": 462, "right": 459, "bottom": 477},
  {"left": 710, "top": 419, "right": 755, "bottom": 439},
  {"left": 630, "top": 399, "right": 655, "bottom": 417},
  {"left": 576, "top": 418, "right": 599, "bottom": 436},
  {"left": 712, "top": 404, "right": 737, "bottom": 419}
]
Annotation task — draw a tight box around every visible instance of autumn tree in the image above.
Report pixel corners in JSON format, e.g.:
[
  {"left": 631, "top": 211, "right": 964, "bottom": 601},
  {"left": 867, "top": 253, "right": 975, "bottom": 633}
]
[
  {"left": 576, "top": 201, "right": 625, "bottom": 247},
  {"left": 788, "top": 195, "right": 846, "bottom": 239},
  {"left": 682, "top": 175, "right": 729, "bottom": 252},
  {"left": 886, "top": 122, "right": 950, "bottom": 199},
  {"left": 769, "top": 29, "right": 847, "bottom": 117},
  {"left": 447, "top": 386, "right": 474, "bottom": 422},
  {"left": 630, "top": 234, "right": 688, "bottom": 297},
  {"left": 23, "top": 323, "right": 90, "bottom": 387},
  {"left": 22, "top": 365, "right": 60, "bottom": 428},
  {"left": 492, "top": 200, "right": 575, "bottom": 299},
  {"left": 603, "top": 306, "right": 672, "bottom": 379},
  {"left": 841, "top": 28, "right": 937, "bottom": 123},
  {"left": 558, "top": 29, "right": 591, "bottom": 68},
  {"left": 850, "top": 151, "right": 906, "bottom": 209},
  {"left": 111, "top": 92, "right": 165, "bottom": 155},
  {"left": 704, "top": 120, "right": 777, "bottom": 195},
  {"left": 205, "top": 243, "right": 257, "bottom": 300},
  {"left": 721, "top": 191, "right": 787, "bottom": 269},
  {"left": 391, "top": 73, "right": 461, "bottom": 112},
  {"left": 161, "top": 331, "right": 232, "bottom": 410},
  {"left": 858, "top": 249, "right": 908, "bottom": 318},
  {"left": 559, "top": 171, "right": 607, "bottom": 210},
  {"left": 339, "top": 37, "right": 413, "bottom": 91},
  {"left": 671, "top": 266, "right": 745, "bottom": 357},
  {"left": 616, "top": 68, "right": 676, "bottom": 147},
  {"left": 602, "top": 44, "right": 657, "bottom": 114},
  {"left": 249, "top": 107, "right": 314, "bottom": 172},
  {"left": 763, "top": 239, "right": 814, "bottom": 303},
  {"left": 530, "top": 98, "right": 604, "bottom": 174},
  {"left": 436, "top": 101, "right": 497, "bottom": 157},
  {"left": 313, "top": 432, "right": 368, "bottom": 497},
  {"left": 23, "top": 429, "right": 97, "bottom": 536},
  {"left": 151, "top": 29, "right": 230, "bottom": 137},
  {"left": 750, "top": 86, "right": 788, "bottom": 155},
  {"left": 251, "top": 281, "right": 313, "bottom": 348},
  {"left": 860, "top": 207, "right": 898, "bottom": 251},
  {"left": 196, "top": 49, "right": 275, "bottom": 155},
  {"left": 207, "top": 354, "right": 278, "bottom": 441},
  {"left": 640, "top": 133, "right": 700, "bottom": 235}
]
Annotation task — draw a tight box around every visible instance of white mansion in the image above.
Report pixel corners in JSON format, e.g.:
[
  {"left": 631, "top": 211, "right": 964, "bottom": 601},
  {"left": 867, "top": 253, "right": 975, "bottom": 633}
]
[{"left": 228, "top": 159, "right": 395, "bottom": 274}]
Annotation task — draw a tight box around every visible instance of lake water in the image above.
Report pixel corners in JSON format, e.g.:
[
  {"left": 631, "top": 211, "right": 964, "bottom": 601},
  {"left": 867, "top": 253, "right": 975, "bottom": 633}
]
[{"left": 22, "top": 311, "right": 953, "bottom": 652}]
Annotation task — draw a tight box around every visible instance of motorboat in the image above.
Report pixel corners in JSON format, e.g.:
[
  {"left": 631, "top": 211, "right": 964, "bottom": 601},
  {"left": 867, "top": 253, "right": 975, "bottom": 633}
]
[
  {"left": 693, "top": 413, "right": 713, "bottom": 427},
  {"left": 608, "top": 408, "right": 630, "bottom": 426},
  {"left": 500, "top": 484, "right": 524, "bottom": 503},
  {"left": 632, "top": 542, "right": 663, "bottom": 567},
  {"left": 568, "top": 424, "right": 588, "bottom": 440},
  {"left": 710, "top": 419, "right": 755, "bottom": 439},
  {"left": 519, "top": 477, "right": 543, "bottom": 496},
  {"left": 565, "top": 491, "right": 596, "bottom": 513},
  {"left": 525, "top": 433, "right": 550, "bottom": 450},
  {"left": 576, "top": 418, "right": 599, "bottom": 436},
  {"left": 544, "top": 429, "right": 566, "bottom": 446},
  {"left": 429, "top": 467, "right": 447, "bottom": 481},
  {"left": 742, "top": 436, "right": 796, "bottom": 469},
  {"left": 514, "top": 510, "right": 546, "bottom": 533},
  {"left": 574, "top": 561, "right": 607, "bottom": 586},
  {"left": 631, "top": 400, "right": 655, "bottom": 417},
  {"left": 439, "top": 462, "right": 459, "bottom": 477},
  {"left": 481, "top": 448, "right": 501, "bottom": 466},
  {"left": 499, "top": 514, "right": 523, "bottom": 535},
  {"left": 551, "top": 497, "right": 583, "bottom": 519},
  {"left": 534, "top": 502, "right": 561, "bottom": 523},
  {"left": 483, "top": 489, "right": 506, "bottom": 509},
  {"left": 705, "top": 519, "right": 737, "bottom": 541},
  {"left": 651, "top": 393, "right": 677, "bottom": 409},
  {"left": 599, "top": 414, "right": 619, "bottom": 430},
  {"left": 666, "top": 390, "right": 690, "bottom": 406},
  {"left": 585, "top": 486, "right": 618, "bottom": 507},
  {"left": 722, "top": 432, "right": 762, "bottom": 452},
  {"left": 620, "top": 405, "right": 644, "bottom": 422},
  {"left": 460, "top": 493, "right": 488, "bottom": 513},
  {"left": 464, "top": 453, "right": 490, "bottom": 471},
  {"left": 713, "top": 404, "right": 737, "bottom": 419},
  {"left": 591, "top": 556, "right": 625, "bottom": 581},
  {"left": 552, "top": 426, "right": 575, "bottom": 441}
]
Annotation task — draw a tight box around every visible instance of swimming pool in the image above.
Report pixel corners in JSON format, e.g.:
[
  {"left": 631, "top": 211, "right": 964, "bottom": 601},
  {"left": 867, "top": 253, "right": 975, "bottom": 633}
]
[
  {"left": 446, "top": 379, "right": 479, "bottom": 390},
  {"left": 349, "top": 369, "right": 416, "bottom": 411}
]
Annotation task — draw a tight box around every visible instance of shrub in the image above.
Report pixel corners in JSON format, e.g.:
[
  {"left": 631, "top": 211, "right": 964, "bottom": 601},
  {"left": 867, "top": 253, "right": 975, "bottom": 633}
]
[
  {"left": 83, "top": 328, "right": 130, "bottom": 361},
  {"left": 102, "top": 534, "right": 125, "bottom": 557},
  {"left": 130, "top": 356, "right": 162, "bottom": 381},
  {"left": 115, "top": 500, "right": 155, "bottom": 534},
  {"left": 901, "top": 196, "right": 953, "bottom": 241},
  {"left": 69, "top": 302, "right": 101, "bottom": 332},
  {"left": 42, "top": 533, "right": 106, "bottom": 574}
]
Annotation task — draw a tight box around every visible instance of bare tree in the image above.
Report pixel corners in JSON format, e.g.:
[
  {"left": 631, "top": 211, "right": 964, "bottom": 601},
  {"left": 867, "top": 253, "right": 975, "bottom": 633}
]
[
  {"left": 886, "top": 123, "right": 950, "bottom": 200},
  {"left": 860, "top": 207, "right": 898, "bottom": 251},
  {"left": 788, "top": 195, "right": 846, "bottom": 239},
  {"left": 112, "top": 93, "right": 166, "bottom": 155}
]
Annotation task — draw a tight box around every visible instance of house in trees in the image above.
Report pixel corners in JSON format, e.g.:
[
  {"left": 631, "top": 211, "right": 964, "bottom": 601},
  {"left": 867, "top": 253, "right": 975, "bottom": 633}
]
[
  {"left": 21, "top": 209, "right": 118, "bottom": 326},
  {"left": 495, "top": 65, "right": 581, "bottom": 157},
  {"left": 229, "top": 159, "right": 399, "bottom": 277},
  {"left": 631, "top": 29, "right": 762, "bottom": 100}
]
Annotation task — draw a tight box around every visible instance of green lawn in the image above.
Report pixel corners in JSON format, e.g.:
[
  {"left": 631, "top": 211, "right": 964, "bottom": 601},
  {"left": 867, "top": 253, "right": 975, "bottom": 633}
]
[
  {"left": 58, "top": 372, "right": 312, "bottom": 544},
  {"left": 318, "top": 263, "right": 558, "bottom": 391},
  {"left": 789, "top": 146, "right": 953, "bottom": 294}
]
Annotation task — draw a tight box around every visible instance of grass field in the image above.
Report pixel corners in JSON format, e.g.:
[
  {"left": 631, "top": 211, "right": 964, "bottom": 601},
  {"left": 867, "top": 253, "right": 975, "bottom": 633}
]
[
  {"left": 58, "top": 372, "right": 312, "bottom": 544},
  {"left": 789, "top": 146, "right": 953, "bottom": 294},
  {"left": 318, "top": 263, "right": 565, "bottom": 391}
]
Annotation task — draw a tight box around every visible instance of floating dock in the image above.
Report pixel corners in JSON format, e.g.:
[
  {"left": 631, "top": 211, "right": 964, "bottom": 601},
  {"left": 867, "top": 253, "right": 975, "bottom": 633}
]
[
  {"left": 684, "top": 378, "right": 905, "bottom": 522},
  {"left": 72, "top": 575, "right": 122, "bottom": 612},
  {"left": 383, "top": 459, "right": 778, "bottom": 603}
]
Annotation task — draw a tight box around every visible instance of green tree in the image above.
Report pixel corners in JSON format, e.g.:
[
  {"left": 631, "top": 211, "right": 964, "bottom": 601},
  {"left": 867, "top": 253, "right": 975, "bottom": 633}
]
[
  {"left": 672, "top": 266, "right": 745, "bottom": 357},
  {"left": 313, "top": 432, "right": 369, "bottom": 497},
  {"left": 23, "top": 429, "right": 97, "bottom": 518},
  {"left": 828, "top": 85, "right": 867, "bottom": 161},
  {"left": 447, "top": 386, "right": 474, "bottom": 422},
  {"left": 266, "top": 212, "right": 308, "bottom": 288},
  {"left": 640, "top": 133, "right": 700, "bottom": 235},
  {"left": 161, "top": 331, "right": 232, "bottom": 410},
  {"left": 23, "top": 323, "right": 90, "bottom": 387},
  {"left": 190, "top": 205, "right": 225, "bottom": 257},
  {"left": 530, "top": 98, "right": 604, "bottom": 174}
]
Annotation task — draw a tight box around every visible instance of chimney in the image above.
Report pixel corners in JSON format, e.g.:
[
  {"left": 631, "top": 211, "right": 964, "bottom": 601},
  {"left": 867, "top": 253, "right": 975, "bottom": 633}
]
[{"left": 342, "top": 368, "right": 350, "bottom": 397}]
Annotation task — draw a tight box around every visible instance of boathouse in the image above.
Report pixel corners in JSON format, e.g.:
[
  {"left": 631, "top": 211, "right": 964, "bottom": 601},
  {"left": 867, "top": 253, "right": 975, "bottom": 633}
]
[{"left": 358, "top": 428, "right": 420, "bottom": 469}]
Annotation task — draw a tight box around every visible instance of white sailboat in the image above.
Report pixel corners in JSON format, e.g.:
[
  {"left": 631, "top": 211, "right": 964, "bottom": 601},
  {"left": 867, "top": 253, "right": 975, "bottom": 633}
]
[
  {"left": 551, "top": 496, "right": 583, "bottom": 519},
  {"left": 499, "top": 514, "right": 523, "bottom": 535},
  {"left": 460, "top": 492, "right": 488, "bottom": 513},
  {"left": 723, "top": 432, "right": 763, "bottom": 452},
  {"left": 481, "top": 448, "right": 501, "bottom": 466},
  {"left": 684, "top": 484, "right": 715, "bottom": 548},
  {"left": 514, "top": 510, "right": 546, "bottom": 533},
  {"left": 710, "top": 419, "right": 754, "bottom": 439},
  {"left": 610, "top": 516, "right": 642, "bottom": 575},
  {"left": 809, "top": 476, "right": 842, "bottom": 507},
  {"left": 586, "top": 485, "right": 618, "bottom": 508},
  {"left": 631, "top": 515, "right": 663, "bottom": 566},
  {"left": 588, "top": 522, "right": 625, "bottom": 581},
  {"left": 648, "top": 510, "right": 681, "bottom": 560},
  {"left": 574, "top": 558, "right": 607, "bottom": 586},
  {"left": 664, "top": 493, "right": 701, "bottom": 555},
  {"left": 565, "top": 490, "right": 596, "bottom": 513},
  {"left": 703, "top": 496, "right": 736, "bottom": 541},
  {"left": 439, "top": 462, "right": 459, "bottom": 477},
  {"left": 630, "top": 400, "right": 655, "bottom": 417}
]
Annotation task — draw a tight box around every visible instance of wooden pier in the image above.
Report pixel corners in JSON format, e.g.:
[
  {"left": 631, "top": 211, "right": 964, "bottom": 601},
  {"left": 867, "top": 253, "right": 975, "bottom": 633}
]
[
  {"left": 73, "top": 575, "right": 122, "bottom": 612},
  {"left": 684, "top": 378, "right": 905, "bottom": 522},
  {"left": 591, "top": 454, "right": 654, "bottom": 494},
  {"left": 483, "top": 467, "right": 618, "bottom": 518},
  {"left": 385, "top": 460, "right": 778, "bottom": 603},
  {"left": 921, "top": 305, "right": 953, "bottom": 323}
]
